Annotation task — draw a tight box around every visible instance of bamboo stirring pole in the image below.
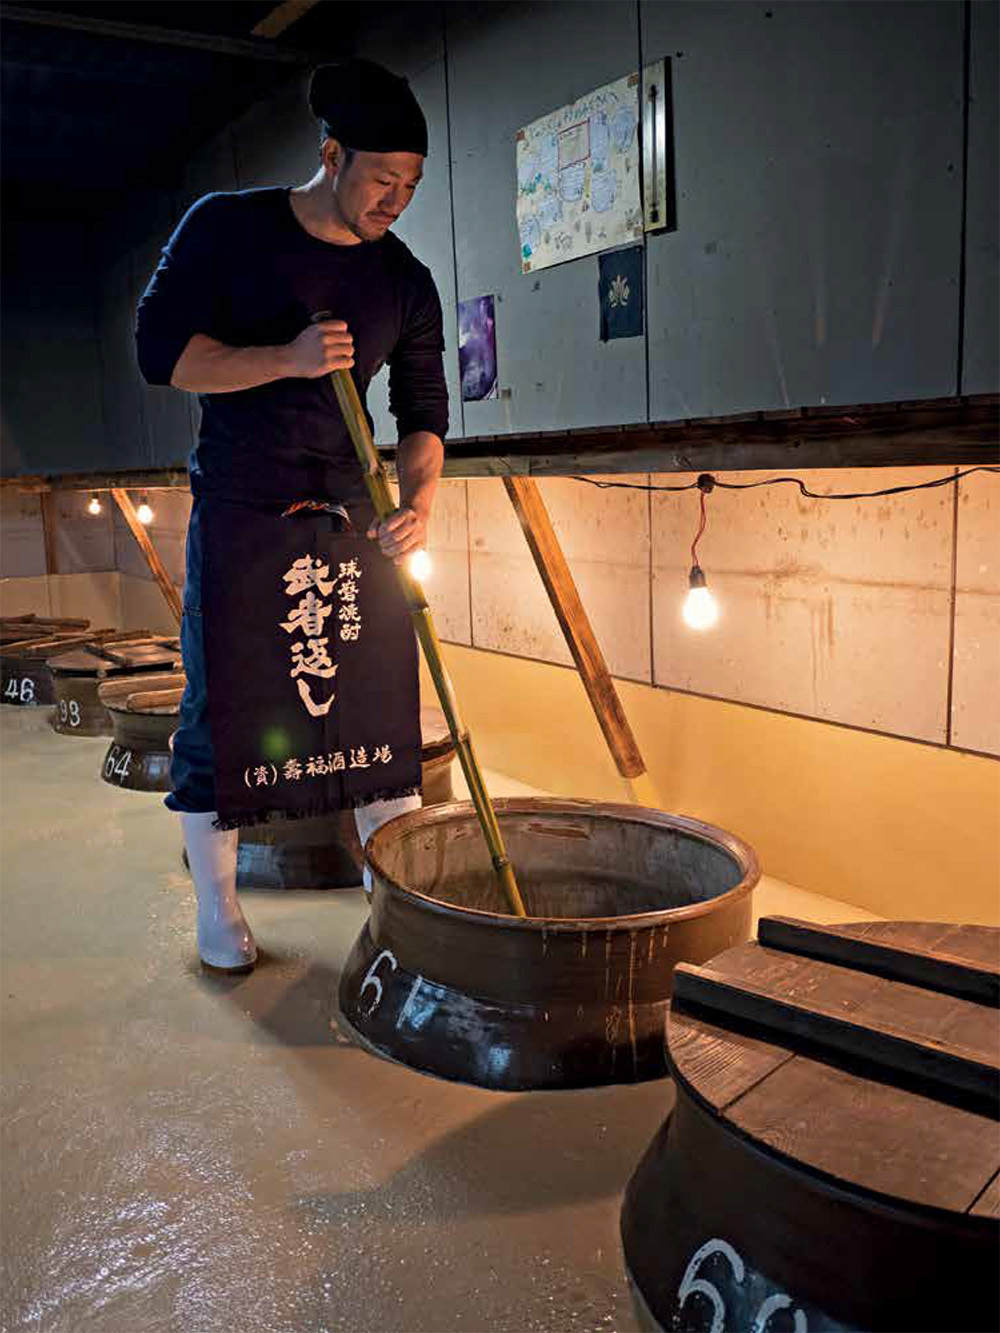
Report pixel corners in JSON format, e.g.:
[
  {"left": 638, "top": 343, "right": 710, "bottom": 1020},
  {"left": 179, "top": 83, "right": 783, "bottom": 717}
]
[{"left": 316, "top": 321, "right": 526, "bottom": 918}]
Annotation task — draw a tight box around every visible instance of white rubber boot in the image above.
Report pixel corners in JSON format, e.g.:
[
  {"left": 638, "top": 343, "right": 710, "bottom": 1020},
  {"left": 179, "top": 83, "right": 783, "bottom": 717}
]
[
  {"left": 181, "top": 812, "right": 257, "bottom": 972},
  {"left": 354, "top": 794, "right": 422, "bottom": 898}
]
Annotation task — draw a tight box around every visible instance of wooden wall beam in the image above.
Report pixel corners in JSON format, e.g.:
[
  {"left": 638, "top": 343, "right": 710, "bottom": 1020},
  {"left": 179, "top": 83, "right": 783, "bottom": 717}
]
[
  {"left": 1, "top": 470, "right": 189, "bottom": 494},
  {"left": 442, "top": 394, "right": 999, "bottom": 479},
  {"left": 2, "top": 395, "right": 996, "bottom": 490},
  {"left": 110, "top": 488, "right": 182, "bottom": 626},
  {"left": 38, "top": 491, "right": 58, "bottom": 578}
]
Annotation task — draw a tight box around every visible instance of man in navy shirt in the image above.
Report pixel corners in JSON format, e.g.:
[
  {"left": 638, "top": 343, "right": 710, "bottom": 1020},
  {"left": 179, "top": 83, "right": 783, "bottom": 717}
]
[{"left": 136, "top": 60, "right": 447, "bottom": 972}]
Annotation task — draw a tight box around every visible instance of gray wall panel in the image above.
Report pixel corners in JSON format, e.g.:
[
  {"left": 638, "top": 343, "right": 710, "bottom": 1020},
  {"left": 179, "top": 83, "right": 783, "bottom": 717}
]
[
  {"left": 351, "top": 24, "right": 460, "bottom": 446},
  {"left": 98, "top": 191, "right": 185, "bottom": 473},
  {"left": 4, "top": 3, "right": 984, "bottom": 481},
  {"left": 1, "top": 220, "right": 106, "bottom": 475},
  {"left": 231, "top": 72, "right": 318, "bottom": 191},
  {"left": 641, "top": 1, "right": 965, "bottom": 419},
  {"left": 447, "top": 1, "right": 646, "bottom": 436},
  {"left": 178, "top": 127, "right": 240, "bottom": 214},
  {"left": 964, "top": 0, "right": 999, "bottom": 394},
  {"left": 97, "top": 252, "right": 148, "bottom": 469}
]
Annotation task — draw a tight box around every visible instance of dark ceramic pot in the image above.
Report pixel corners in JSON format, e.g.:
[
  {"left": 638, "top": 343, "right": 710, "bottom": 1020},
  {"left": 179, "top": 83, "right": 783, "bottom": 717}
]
[
  {"left": 51, "top": 667, "right": 119, "bottom": 736},
  {"left": 48, "top": 642, "right": 182, "bottom": 737},
  {"left": 0, "top": 629, "right": 99, "bottom": 706},
  {"left": 0, "top": 646, "right": 57, "bottom": 707},
  {"left": 337, "top": 798, "right": 759, "bottom": 1091},
  {"left": 98, "top": 672, "right": 183, "bottom": 792},
  {"left": 620, "top": 920, "right": 1000, "bottom": 1333}
]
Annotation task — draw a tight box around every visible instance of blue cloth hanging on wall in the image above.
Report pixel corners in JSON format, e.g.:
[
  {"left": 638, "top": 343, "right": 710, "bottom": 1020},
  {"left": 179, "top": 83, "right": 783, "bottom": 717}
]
[{"left": 598, "top": 245, "right": 644, "bottom": 341}]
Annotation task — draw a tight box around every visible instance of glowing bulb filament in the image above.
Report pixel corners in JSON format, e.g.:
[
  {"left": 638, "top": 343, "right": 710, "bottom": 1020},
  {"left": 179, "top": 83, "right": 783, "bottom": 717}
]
[
  {"left": 87, "top": 494, "right": 102, "bottom": 515},
  {"left": 136, "top": 498, "right": 154, "bottom": 525},
  {"left": 408, "top": 549, "right": 432, "bottom": 581},
  {"left": 683, "top": 586, "right": 718, "bottom": 630},
  {"left": 682, "top": 565, "right": 719, "bottom": 631}
]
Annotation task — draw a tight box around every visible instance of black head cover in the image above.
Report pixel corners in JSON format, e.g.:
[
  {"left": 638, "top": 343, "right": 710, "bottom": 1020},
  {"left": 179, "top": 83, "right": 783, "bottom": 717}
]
[{"left": 309, "top": 58, "right": 428, "bottom": 156}]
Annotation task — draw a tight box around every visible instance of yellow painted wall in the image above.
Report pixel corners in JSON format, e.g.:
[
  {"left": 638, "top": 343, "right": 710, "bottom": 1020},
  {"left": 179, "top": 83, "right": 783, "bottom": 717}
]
[{"left": 422, "top": 644, "right": 1000, "bottom": 926}]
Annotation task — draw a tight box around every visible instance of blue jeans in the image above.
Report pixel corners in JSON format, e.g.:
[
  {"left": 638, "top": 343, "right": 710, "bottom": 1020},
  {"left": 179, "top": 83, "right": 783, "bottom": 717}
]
[{"left": 166, "top": 500, "right": 215, "bottom": 813}]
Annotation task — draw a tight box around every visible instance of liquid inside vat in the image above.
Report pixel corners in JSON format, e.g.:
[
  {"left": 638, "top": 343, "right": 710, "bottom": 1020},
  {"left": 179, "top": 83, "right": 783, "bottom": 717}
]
[{"left": 378, "top": 814, "right": 745, "bottom": 919}]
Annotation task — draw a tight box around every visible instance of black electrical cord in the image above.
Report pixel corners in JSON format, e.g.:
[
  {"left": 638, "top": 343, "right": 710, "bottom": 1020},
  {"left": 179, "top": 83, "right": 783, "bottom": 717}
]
[{"left": 568, "top": 464, "right": 999, "bottom": 500}]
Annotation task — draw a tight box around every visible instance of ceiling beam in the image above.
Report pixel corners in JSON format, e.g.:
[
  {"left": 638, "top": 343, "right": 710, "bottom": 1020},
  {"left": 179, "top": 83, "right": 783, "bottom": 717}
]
[
  {"left": 0, "top": 3, "right": 327, "bottom": 64},
  {"left": 437, "top": 395, "right": 1000, "bottom": 478},
  {"left": 252, "top": 0, "right": 324, "bottom": 40},
  {"left": 1, "top": 469, "right": 191, "bottom": 494},
  {"left": 3, "top": 397, "right": 997, "bottom": 491}
]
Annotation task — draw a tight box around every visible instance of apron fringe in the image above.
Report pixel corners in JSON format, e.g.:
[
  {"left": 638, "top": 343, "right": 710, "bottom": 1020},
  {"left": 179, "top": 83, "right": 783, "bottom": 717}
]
[{"left": 212, "top": 784, "right": 422, "bottom": 832}]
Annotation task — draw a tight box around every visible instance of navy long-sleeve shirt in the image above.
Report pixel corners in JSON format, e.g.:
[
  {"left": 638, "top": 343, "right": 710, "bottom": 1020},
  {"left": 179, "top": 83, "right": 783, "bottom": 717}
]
[{"left": 135, "top": 188, "right": 449, "bottom": 505}]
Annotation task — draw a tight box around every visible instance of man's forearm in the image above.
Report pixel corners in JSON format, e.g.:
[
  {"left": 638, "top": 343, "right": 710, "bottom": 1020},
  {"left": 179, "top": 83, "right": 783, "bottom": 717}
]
[
  {"left": 396, "top": 431, "right": 444, "bottom": 519},
  {"left": 170, "top": 334, "right": 292, "bottom": 393},
  {"left": 169, "top": 319, "right": 355, "bottom": 393}
]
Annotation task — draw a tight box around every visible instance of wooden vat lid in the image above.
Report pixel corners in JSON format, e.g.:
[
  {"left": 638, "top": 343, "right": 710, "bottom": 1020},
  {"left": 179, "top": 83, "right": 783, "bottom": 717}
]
[
  {"left": 3, "top": 627, "right": 153, "bottom": 656},
  {"left": 98, "top": 671, "right": 186, "bottom": 712},
  {"left": 47, "top": 636, "right": 182, "bottom": 677},
  {"left": 2, "top": 632, "right": 97, "bottom": 657},
  {"left": 668, "top": 917, "right": 1000, "bottom": 1218},
  {"left": 1, "top": 615, "right": 90, "bottom": 644}
]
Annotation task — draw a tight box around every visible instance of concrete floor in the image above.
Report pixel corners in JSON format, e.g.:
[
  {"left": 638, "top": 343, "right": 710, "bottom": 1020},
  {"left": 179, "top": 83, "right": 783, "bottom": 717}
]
[{"left": 0, "top": 707, "right": 877, "bottom": 1333}]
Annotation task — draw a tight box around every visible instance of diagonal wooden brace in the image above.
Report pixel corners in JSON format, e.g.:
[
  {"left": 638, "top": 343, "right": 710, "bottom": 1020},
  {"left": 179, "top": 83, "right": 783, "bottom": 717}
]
[
  {"left": 503, "top": 475, "right": 662, "bottom": 809},
  {"left": 111, "top": 488, "right": 182, "bottom": 626}
]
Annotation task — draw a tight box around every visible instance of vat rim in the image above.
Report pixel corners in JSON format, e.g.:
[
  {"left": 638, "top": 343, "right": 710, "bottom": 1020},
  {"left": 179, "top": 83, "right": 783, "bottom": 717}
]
[{"left": 366, "top": 796, "right": 761, "bottom": 929}]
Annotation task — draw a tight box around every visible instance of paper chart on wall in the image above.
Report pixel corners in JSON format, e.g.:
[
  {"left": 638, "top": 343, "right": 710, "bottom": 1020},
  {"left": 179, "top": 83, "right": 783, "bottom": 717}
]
[{"left": 515, "top": 71, "right": 642, "bottom": 274}]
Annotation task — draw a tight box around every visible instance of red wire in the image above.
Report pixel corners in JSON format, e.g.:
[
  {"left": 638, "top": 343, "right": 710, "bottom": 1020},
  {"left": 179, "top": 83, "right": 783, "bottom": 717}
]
[{"left": 691, "top": 489, "right": 707, "bottom": 566}]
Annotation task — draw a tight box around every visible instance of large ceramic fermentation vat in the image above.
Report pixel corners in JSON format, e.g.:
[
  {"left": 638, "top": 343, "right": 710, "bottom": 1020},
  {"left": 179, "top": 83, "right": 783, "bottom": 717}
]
[
  {"left": 235, "top": 706, "right": 456, "bottom": 890},
  {"left": 2, "top": 637, "right": 66, "bottom": 707},
  {"left": 621, "top": 917, "right": 1000, "bottom": 1333},
  {"left": 48, "top": 638, "right": 182, "bottom": 737},
  {"left": 1, "top": 623, "right": 98, "bottom": 706},
  {"left": 98, "top": 672, "right": 185, "bottom": 791},
  {"left": 338, "top": 799, "right": 759, "bottom": 1090}
]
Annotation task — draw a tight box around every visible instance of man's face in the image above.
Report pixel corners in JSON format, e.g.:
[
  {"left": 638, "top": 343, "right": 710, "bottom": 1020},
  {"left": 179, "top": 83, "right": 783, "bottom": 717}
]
[{"left": 329, "top": 147, "right": 424, "bottom": 241}]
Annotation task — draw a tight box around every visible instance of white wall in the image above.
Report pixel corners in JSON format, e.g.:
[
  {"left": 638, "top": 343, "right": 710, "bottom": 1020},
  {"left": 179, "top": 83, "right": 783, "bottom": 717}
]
[{"left": 419, "top": 467, "right": 1000, "bottom": 758}]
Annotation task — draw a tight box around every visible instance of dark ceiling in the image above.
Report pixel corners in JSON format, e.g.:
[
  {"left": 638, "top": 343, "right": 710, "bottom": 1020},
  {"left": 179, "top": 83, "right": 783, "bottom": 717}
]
[{"left": 0, "top": 0, "right": 371, "bottom": 219}]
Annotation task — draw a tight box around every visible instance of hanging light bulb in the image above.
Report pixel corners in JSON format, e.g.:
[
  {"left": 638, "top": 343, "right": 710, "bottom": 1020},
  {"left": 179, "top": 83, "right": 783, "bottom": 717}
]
[
  {"left": 87, "top": 493, "right": 102, "bottom": 516},
  {"left": 136, "top": 493, "right": 154, "bottom": 525},
  {"left": 681, "top": 474, "right": 719, "bottom": 631},
  {"left": 683, "top": 565, "right": 719, "bottom": 630},
  {"left": 408, "top": 548, "right": 432, "bottom": 582}
]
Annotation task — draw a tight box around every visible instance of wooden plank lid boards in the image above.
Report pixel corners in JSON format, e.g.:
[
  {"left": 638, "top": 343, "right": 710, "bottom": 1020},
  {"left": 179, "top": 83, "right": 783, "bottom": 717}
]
[
  {"left": 97, "top": 672, "right": 186, "bottom": 792},
  {"left": 0, "top": 615, "right": 90, "bottom": 646},
  {"left": 1, "top": 625, "right": 149, "bottom": 708},
  {"left": 47, "top": 637, "right": 182, "bottom": 736},
  {"left": 621, "top": 917, "right": 1000, "bottom": 1333},
  {"left": 2, "top": 616, "right": 96, "bottom": 705}
]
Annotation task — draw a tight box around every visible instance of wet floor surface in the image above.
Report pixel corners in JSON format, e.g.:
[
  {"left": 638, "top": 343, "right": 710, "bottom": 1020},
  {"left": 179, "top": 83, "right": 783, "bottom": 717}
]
[
  {"left": 1, "top": 708, "right": 667, "bottom": 1333},
  {"left": 1, "top": 707, "right": 881, "bottom": 1332}
]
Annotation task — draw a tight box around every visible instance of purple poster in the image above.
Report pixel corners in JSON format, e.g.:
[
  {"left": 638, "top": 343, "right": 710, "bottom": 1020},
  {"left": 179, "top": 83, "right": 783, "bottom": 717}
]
[{"left": 458, "top": 294, "right": 498, "bottom": 401}]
